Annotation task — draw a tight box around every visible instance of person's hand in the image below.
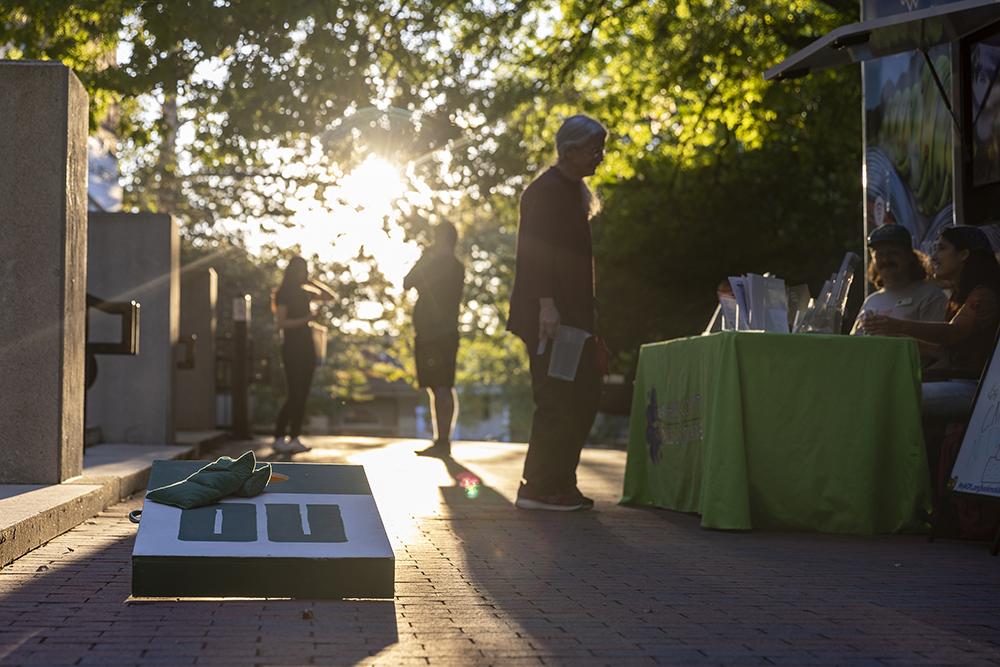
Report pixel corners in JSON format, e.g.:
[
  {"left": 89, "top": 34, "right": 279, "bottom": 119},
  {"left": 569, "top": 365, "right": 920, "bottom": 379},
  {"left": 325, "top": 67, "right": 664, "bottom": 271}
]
[
  {"left": 864, "top": 313, "right": 902, "bottom": 336},
  {"left": 538, "top": 299, "right": 560, "bottom": 344}
]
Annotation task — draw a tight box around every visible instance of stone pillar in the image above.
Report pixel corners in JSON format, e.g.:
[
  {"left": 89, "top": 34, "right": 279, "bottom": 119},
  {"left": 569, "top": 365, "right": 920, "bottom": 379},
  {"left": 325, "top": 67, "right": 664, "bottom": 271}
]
[
  {"left": 0, "top": 62, "right": 88, "bottom": 483},
  {"left": 175, "top": 267, "right": 218, "bottom": 431},
  {"left": 87, "top": 212, "right": 179, "bottom": 444}
]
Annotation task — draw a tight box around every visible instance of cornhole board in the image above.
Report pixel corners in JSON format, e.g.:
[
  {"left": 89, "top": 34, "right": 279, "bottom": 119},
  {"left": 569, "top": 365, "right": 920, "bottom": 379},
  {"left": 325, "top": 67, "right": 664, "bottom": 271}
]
[{"left": 132, "top": 460, "right": 394, "bottom": 598}]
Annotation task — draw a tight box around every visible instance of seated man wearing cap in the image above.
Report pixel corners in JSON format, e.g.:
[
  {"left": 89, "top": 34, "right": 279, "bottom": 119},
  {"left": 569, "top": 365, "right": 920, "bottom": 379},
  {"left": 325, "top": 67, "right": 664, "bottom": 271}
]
[{"left": 852, "top": 224, "right": 948, "bottom": 335}]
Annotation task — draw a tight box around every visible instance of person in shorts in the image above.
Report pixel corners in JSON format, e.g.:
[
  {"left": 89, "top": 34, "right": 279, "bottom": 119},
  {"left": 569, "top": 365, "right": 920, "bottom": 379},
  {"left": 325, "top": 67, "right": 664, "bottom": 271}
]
[{"left": 404, "top": 222, "right": 465, "bottom": 458}]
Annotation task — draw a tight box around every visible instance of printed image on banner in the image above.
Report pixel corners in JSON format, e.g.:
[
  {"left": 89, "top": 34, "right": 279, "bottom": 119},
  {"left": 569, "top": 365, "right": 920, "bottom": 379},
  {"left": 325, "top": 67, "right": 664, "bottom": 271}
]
[{"left": 862, "top": 0, "right": 957, "bottom": 254}]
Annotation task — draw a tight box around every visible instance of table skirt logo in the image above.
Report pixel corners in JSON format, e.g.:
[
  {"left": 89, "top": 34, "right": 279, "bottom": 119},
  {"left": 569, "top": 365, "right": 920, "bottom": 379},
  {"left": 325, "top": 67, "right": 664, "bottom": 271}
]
[
  {"left": 178, "top": 503, "right": 347, "bottom": 543},
  {"left": 645, "top": 388, "right": 664, "bottom": 463},
  {"left": 645, "top": 388, "right": 703, "bottom": 463}
]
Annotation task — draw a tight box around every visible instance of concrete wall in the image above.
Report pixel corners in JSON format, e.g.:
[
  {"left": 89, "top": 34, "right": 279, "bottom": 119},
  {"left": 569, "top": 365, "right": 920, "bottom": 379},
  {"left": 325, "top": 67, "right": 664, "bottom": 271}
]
[
  {"left": 87, "top": 212, "right": 179, "bottom": 444},
  {"left": 175, "top": 267, "right": 217, "bottom": 431},
  {"left": 0, "top": 62, "right": 88, "bottom": 483}
]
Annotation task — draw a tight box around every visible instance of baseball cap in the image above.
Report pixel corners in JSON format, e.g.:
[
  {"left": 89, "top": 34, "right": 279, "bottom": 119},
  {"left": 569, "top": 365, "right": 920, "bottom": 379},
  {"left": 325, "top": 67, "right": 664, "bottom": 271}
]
[{"left": 867, "top": 224, "right": 912, "bottom": 248}]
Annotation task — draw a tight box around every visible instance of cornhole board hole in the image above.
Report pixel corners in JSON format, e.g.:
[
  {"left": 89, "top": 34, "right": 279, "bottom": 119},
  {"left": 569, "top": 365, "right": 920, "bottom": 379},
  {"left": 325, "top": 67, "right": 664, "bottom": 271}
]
[{"left": 132, "top": 460, "right": 394, "bottom": 598}]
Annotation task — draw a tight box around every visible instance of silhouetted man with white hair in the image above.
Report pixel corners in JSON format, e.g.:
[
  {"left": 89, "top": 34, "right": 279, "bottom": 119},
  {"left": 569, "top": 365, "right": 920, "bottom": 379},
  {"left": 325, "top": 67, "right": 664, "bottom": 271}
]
[{"left": 507, "top": 114, "right": 608, "bottom": 511}]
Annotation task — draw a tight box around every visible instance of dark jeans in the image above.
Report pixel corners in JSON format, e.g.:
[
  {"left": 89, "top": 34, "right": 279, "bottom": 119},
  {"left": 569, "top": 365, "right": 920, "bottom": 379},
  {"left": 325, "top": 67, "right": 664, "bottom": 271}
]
[
  {"left": 522, "top": 338, "right": 602, "bottom": 495},
  {"left": 274, "top": 338, "right": 316, "bottom": 440}
]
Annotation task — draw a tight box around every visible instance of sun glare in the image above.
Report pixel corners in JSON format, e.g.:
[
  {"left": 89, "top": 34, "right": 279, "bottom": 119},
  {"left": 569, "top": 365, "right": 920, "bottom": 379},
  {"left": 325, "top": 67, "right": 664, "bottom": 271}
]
[
  {"left": 264, "top": 154, "right": 422, "bottom": 295},
  {"left": 334, "top": 155, "right": 406, "bottom": 213}
]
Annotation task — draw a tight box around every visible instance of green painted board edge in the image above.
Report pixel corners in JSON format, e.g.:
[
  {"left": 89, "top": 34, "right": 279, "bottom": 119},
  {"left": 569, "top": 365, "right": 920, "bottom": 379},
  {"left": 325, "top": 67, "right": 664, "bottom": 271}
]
[{"left": 132, "top": 555, "right": 394, "bottom": 599}]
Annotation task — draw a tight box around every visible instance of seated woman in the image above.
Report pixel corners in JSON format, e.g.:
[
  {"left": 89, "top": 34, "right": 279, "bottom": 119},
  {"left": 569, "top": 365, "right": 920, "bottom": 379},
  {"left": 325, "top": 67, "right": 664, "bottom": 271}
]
[
  {"left": 851, "top": 224, "right": 947, "bottom": 334},
  {"left": 866, "top": 225, "right": 1000, "bottom": 422}
]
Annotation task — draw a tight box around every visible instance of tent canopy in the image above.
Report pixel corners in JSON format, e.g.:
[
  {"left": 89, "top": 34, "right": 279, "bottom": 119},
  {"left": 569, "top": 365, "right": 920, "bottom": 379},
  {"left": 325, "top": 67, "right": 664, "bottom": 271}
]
[{"left": 764, "top": 0, "right": 1000, "bottom": 81}]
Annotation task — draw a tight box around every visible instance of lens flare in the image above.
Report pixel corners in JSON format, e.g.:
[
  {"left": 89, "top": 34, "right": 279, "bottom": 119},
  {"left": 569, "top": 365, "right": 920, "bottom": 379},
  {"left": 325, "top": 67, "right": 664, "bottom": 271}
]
[{"left": 456, "top": 472, "right": 481, "bottom": 500}]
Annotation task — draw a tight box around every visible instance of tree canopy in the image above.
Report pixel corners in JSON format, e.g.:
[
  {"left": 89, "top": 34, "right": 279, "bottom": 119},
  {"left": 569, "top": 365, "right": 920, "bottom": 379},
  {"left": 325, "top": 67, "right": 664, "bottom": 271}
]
[
  {"left": 3, "top": 0, "right": 866, "bottom": 424},
  {"left": 439, "top": 0, "right": 864, "bottom": 366}
]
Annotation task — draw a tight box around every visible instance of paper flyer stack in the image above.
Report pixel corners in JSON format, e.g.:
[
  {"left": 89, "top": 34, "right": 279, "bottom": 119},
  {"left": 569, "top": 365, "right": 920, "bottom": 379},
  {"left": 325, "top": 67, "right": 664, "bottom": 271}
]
[
  {"left": 721, "top": 273, "right": 789, "bottom": 333},
  {"left": 709, "top": 252, "right": 860, "bottom": 335}
]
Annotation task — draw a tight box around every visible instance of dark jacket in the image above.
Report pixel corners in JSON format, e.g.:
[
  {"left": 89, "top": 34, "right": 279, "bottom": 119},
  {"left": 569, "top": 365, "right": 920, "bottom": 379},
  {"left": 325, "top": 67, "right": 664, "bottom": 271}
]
[
  {"left": 404, "top": 249, "right": 464, "bottom": 340},
  {"left": 507, "top": 166, "right": 596, "bottom": 347}
]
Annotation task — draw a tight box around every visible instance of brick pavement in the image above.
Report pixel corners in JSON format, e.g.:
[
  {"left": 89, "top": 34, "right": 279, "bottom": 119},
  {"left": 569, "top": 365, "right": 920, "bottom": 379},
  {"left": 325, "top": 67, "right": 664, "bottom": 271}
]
[{"left": 1, "top": 437, "right": 1000, "bottom": 666}]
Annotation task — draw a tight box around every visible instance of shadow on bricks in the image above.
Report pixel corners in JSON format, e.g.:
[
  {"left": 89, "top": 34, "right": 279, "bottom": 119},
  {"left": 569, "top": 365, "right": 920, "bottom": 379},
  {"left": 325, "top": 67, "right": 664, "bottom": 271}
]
[
  {"left": 435, "top": 457, "right": 692, "bottom": 662},
  {"left": 0, "top": 514, "right": 399, "bottom": 666}
]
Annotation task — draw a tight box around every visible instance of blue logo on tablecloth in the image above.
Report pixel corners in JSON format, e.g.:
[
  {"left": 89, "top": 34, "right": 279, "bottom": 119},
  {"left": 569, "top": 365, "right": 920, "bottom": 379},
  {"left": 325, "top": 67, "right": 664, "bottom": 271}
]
[
  {"left": 645, "top": 388, "right": 703, "bottom": 462},
  {"left": 646, "top": 388, "right": 663, "bottom": 463}
]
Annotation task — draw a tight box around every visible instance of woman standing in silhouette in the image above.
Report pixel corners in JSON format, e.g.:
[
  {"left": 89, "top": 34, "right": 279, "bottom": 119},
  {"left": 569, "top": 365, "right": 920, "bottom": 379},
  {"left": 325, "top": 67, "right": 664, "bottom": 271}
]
[{"left": 271, "top": 256, "right": 335, "bottom": 454}]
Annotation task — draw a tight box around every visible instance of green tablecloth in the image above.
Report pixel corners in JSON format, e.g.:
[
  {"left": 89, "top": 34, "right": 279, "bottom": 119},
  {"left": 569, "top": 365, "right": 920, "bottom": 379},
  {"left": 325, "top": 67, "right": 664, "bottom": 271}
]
[{"left": 621, "top": 331, "right": 931, "bottom": 533}]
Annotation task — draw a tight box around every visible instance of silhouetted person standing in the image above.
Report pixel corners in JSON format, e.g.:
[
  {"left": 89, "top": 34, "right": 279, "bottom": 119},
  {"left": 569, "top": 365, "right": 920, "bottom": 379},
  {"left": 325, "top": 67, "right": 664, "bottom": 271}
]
[
  {"left": 507, "top": 114, "right": 607, "bottom": 511},
  {"left": 404, "top": 222, "right": 465, "bottom": 458},
  {"left": 271, "top": 256, "right": 335, "bottom": 455}
]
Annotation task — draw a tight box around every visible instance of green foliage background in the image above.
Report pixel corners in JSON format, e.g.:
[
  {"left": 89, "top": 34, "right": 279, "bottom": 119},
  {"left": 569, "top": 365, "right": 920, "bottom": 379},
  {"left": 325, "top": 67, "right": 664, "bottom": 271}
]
[{"left": 3, "top": 0, "right": 865, "bottom": 436}]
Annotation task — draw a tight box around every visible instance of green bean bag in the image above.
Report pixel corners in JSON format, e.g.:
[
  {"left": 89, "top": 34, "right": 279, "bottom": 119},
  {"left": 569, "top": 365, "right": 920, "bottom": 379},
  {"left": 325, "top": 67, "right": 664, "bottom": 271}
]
[{"left": 145, "top": 451, "right": 272, "bottom": 509}]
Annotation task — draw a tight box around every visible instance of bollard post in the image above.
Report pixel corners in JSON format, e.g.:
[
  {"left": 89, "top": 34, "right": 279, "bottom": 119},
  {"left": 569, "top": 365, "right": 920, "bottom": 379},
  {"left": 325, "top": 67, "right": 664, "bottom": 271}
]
[
  {"left": 0, "top": 62, "right": 88, "bottom": 482},
  {"left": 232, "top": 294, "right": 252, "bottom": 440}
]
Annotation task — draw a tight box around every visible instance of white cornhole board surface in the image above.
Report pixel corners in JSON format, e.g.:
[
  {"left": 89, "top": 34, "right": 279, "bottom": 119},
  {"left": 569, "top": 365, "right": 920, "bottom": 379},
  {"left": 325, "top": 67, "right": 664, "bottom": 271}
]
[{"left": 132, "top": 460, "right": 394, "bottom": 598}]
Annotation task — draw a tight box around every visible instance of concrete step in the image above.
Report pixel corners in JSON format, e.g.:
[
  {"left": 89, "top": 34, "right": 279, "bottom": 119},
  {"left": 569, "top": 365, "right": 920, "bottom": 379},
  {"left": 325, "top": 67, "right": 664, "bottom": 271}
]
[
  {"left": 0, "top": 436, "right": 227, "bottom": 568},
  {"left": 175, "top": 429, "right": 228, "bottom": 456},
  {"left": 76, "top": 443, "right": 195, "bottom": 501},
  {"left": 0, "top": 484, "right": 109, "bottom": 568}
]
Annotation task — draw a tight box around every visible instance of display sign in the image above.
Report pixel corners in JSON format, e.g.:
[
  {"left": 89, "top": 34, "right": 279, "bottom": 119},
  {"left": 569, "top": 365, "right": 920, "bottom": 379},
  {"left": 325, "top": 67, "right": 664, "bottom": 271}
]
[
  {"left": 950, "top": 341, "right": 1000, "bottom": 499},
  {"left": 132, "top": 460, "right": 394, "bottom": 598}
]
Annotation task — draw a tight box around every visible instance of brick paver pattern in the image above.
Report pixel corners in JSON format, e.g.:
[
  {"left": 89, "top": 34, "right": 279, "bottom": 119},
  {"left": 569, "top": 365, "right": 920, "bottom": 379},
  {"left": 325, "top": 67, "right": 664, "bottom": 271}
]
[{"left": 2, "top": 437, "right": 1000, "bottom": 666}]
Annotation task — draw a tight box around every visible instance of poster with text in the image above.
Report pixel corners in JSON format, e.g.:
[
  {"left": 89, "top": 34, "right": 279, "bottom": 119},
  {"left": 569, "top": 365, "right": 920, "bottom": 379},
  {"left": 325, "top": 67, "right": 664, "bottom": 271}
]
[{"left": 951, "top": 359, "right": 1000, "bottom": 499}]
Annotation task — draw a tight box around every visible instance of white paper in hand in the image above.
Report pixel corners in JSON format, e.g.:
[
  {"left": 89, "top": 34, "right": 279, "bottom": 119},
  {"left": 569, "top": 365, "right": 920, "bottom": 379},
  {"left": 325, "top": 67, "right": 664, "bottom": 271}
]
[{"left": 547, "top": 325, "right": 591, "bottom": 381}]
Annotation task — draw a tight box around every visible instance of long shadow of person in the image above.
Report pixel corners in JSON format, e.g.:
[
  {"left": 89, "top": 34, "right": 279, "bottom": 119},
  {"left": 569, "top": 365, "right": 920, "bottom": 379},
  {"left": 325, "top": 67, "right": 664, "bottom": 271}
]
[
  {"left": 430, "top": 457, "right": 708, "bottom": 664},
  {"left": 413, "top": 438, "right": 1000, "bottom": 667}
]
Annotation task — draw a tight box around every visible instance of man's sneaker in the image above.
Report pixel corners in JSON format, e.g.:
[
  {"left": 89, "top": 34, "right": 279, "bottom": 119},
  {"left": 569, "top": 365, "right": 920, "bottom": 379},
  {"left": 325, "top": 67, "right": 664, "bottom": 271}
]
[
  {"left": 272, "top": 437, "right": 292, "bottom": 454},
  {"left": 287, "top": 438, "right": 311, "bottom": 454},
  {"left": 416, "top": 441, "right": 451, "bottom": 458},
  {"left": 515, "top": 484, "right": 589, "bottom": 511},
  {"left": 568, "top": 487, "right": 595, "bottom": 510}
]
